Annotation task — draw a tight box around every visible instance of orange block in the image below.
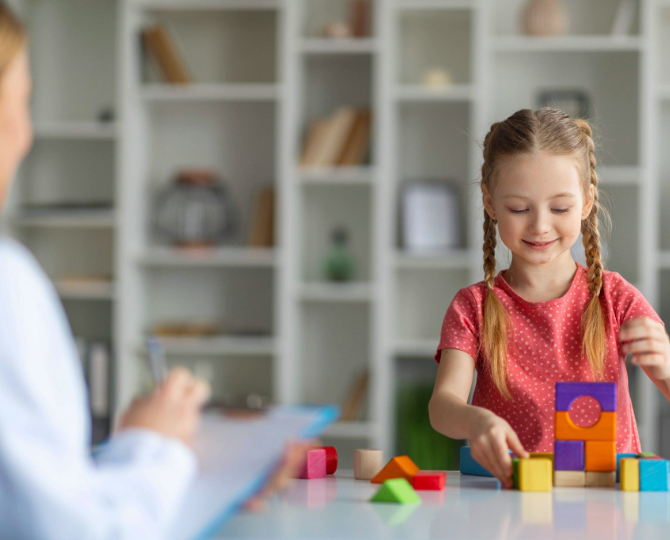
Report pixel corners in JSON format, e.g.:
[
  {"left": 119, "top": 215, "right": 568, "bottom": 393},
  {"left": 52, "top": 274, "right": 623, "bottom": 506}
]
[
  {"left": 554, "top": 411, "right": 616, "bottom": 441},
  {"left": 585, "top": 441, "right": 616, "bottom": 472},
  {"left": 370, "top": 456, "right": 419, "bottom": 484}
]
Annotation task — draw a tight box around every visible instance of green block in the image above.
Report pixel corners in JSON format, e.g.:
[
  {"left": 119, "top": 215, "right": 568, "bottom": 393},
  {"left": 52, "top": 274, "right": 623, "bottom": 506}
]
[
  {"left": 512, "top": 458, "right": 519, "bottom": 489},
  {"left": 640, "top": 452, "right": 656, "bottom": 458},
  {"left": 371, "top": 478, "right": 421, "bottom": 504}
]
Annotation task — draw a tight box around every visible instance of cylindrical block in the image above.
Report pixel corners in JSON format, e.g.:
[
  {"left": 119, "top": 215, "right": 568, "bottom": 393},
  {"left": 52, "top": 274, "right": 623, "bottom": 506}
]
[{"left": 354, "top": 449, "right": 383, "bottom": 480}]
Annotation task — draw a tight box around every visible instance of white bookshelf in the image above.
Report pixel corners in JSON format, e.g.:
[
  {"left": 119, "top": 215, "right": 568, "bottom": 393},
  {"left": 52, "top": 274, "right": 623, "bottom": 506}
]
[{"left": 13, "top": 0, "right": 669, "bottom": 458}]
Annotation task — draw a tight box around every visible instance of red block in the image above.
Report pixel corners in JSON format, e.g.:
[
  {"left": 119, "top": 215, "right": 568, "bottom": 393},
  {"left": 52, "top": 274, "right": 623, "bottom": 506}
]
[
  {"left": 412, "top": 471, "right": 446, "bottom": 491},
  {"left": 311, "top": 445, "right": 338, "bottom": 474},
  {"left": 297, "top": 449, "right": 327, "bottom": 479}
]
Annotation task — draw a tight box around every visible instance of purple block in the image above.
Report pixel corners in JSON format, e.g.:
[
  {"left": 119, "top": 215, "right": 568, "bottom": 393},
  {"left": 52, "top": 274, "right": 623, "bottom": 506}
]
[
  {"left": 555, "top": 440, "right": 584, "bottom": 471},
  {"left": 555, "top": 382, "right": 617, "bottom": 412}
]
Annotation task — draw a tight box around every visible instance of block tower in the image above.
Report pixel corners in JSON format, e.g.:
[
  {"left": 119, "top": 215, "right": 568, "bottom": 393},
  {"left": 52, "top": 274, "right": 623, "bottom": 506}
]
[{"left": 554, "top": 382, "right": 617, "bottom": 487}]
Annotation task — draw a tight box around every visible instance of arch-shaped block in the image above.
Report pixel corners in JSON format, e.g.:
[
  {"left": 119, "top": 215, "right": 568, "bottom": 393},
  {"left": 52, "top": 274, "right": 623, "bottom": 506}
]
[
  {"left": 555, "top": 411, "right": 616, "bottom": 441},
  {"left": 555, "top": 382, "right": 617, "bottom": 412}
]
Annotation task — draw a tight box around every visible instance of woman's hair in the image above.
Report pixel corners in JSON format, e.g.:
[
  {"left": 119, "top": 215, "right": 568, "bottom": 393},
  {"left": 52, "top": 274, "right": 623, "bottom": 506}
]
[
  {"left": 480, "top": 107, "right": 608, "bottom": 398},
  {"left": 0, "top": 2, "right": 25, "bottom": 77}
]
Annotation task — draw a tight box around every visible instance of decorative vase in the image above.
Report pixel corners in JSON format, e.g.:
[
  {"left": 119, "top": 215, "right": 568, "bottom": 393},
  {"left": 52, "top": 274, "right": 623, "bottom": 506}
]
[
  {"left": 323, "top": 227, "right": 356, "bottom": 282},
  {"left": 154, "top": 169, "right": 238, "bottom": 247},
  {"left": 523, "top": 0, "right": 568, "bottom": 36}
]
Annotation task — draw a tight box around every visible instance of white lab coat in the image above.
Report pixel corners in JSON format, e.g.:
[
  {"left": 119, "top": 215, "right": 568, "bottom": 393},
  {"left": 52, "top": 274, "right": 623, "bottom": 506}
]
[{"left": 0, "top": 237, "right": 196, "bottom": 539}]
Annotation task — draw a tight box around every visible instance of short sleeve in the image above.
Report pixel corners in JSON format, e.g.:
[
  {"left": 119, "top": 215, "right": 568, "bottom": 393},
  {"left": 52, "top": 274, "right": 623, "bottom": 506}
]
[
  {"left": 434, "top": 287, "right": 480, "bottom": 363},
  {"left": 607, "top": 272, "right": 663, "bottom": 328}
]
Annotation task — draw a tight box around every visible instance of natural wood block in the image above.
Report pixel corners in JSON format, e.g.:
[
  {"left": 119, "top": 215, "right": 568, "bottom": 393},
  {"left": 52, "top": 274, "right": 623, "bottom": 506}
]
[
  {"left": 555, "top": 411, "right": 616, "bottom": 441},
  {"left": 554, "top": 470, "right": 586, "bottom": 487},
  {"left": 518, "top": 458, "right": 552, "bottom": 492},
  {"left": 412, "top": 471, "right": 446, "bottom": 491},
  {"left": 620, "top": 458, "right": 640, "bottom": 491},
  {"left": 371, "top": 456, "right": 419, "bottom": 484},
  {"left": 354, "top": 449, "right": 383, "bottom": 480},
  {"left": 585, "top": 471, "right": 616, "bottom": 487},
  {"left": 585, "top": 440, "right": 616, "bottom": 472}
]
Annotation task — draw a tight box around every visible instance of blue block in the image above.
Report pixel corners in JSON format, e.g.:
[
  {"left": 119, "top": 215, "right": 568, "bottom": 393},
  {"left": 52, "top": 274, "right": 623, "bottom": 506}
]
[
  {"left": 639, "top": 459, "right": 670, "bottom": 491},
  {"left": 460, "top": 446, "right": 503, "bottom": 477},
  {"left": 617, "top": 453, "right": 638, "bottom": 482}
]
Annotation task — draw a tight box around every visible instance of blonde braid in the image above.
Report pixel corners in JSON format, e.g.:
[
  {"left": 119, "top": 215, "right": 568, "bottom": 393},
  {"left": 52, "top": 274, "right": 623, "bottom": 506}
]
[{"left": 575, "top": 119, "right": 606, "bottom": 378}]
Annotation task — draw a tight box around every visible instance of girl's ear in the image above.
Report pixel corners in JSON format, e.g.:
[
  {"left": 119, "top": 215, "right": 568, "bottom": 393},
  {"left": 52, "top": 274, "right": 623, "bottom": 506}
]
[
  {"left": 581, "top": 184, "right": 595, "bottom": 220},
  {"left": 482, "top": 185, "right": 496, "bottom": 221}
]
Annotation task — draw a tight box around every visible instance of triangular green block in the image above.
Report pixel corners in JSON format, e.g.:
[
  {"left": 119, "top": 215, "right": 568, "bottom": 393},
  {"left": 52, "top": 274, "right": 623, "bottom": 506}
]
[
  {"left": 371, "top": 478, "right": 421, "bottom": 504},
  {"left": 640, "top": 452, "right": 656, "bottom": 458}
]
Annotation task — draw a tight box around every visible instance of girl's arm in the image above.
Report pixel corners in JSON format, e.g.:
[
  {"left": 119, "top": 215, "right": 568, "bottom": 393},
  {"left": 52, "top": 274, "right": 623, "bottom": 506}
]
[{"left": 429, "top": 348, "right": 528, "bottom": 488}]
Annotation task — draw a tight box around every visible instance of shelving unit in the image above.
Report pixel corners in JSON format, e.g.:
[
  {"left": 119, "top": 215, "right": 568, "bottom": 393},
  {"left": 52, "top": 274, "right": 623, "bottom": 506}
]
[{"left": 12, "top": 0, "right": 668, "bottom": 459}]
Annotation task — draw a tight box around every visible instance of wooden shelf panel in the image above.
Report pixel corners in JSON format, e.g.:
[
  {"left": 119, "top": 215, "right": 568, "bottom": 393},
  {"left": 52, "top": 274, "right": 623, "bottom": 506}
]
[
  {"left": 137, "top": 0, "right": 281, "bottom": 10},
  {"left": 299, "top": 166, "right": 375, "bottom": 185},
  {"left": 397, "top": 0, "right": 477, "bottom": 10},
  {"left": 493, "top": 36, "right": 643, "bottom": 52},
  {"left": 141, "top": 83, "right": 280, "bottom": 102},
  {"left": 300, "top": 38, "right": 377, "bottom": 54},
  {"left": 395, "top": 84, "right": 475, "bottom": 102},
  {"left": 395, "top": 250, "right": 472, "bottom": 269},
  {"left": 140, "top": 247, "right": 276, "bottom": 268},
  {"left": 143, "top": 335, "right": 276, "bottom": 356},
  {"left": 12, "top": 210, "right": 116, "bottom": 229},
  {"left": 33, "top": 122, "right": 117, "bottom": 140},
  {"left": 56, "top": 280, "right": 116, "bottom": 300},
  {"left": 299, "top": 283, "right": 374, "bottom": 303}
]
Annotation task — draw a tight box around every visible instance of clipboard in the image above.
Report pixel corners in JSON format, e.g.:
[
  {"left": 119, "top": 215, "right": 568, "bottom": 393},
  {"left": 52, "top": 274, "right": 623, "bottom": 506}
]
[{"left": 168, "top": 404, "right": 340, "bottom": 540}]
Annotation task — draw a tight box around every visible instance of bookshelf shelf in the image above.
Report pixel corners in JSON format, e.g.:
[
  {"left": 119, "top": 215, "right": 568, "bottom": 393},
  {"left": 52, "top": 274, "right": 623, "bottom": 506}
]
[
  {"left": 137, "top": 0, "right": 282, "bottom": 11},
  {"left": 394, "top": 339, "right": 439, "bottom": 358},
  {"left": 140, "top": 83, "right": 280, "bottom": 102},
  {"left": 33, "top": 122, "right": 118, "bottom": 140},
  {"left": 299, "top": 282, "right": 374, "bottom": 303},
  {"left": 396, "top": 0, "right": 476, "bottom": 10},
  {"left": 299, "top": 166, "right": 375, "bottom": 185},
  {"left": 394, "top": 250, "right": 472, "bottom": 270},
  {"left": 492, "top": 36, "right": 644, "bottom": 52},
  {"left": 300, "top": 38, "right": 377, "bottom": 54},
  {"left": 144, "top": 335, "right": 276, "bottom": 357},
  {"left": 12, "top": 209, "right": 116, "bottom": 229},
  {"left": 395, "top": 84, "right": 475, "bottom": 102},
  {"left": 139, "top": 247, "right": 276, "bottom": 268},
  {"left": 56, "top": 280, "right": 116, "bottom": 301}
]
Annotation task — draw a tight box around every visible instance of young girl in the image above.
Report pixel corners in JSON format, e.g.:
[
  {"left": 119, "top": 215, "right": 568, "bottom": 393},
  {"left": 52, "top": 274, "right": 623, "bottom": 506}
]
[{"left": 429, "top": 108, "right": 670, "bottom": 489}]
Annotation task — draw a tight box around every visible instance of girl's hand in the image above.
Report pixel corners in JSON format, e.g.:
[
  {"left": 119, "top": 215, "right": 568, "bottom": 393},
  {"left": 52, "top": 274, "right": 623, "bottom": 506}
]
[
  {"left": 620, "top": 317, "right": 670, "bottom": 382},
  {"left": 470, "top": 409, "right": 529, "bottom": 489}
]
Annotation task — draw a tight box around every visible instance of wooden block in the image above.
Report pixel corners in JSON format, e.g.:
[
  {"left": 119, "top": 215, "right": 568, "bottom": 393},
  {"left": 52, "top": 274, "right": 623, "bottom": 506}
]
[
  {"left": 555, "top": 411, "right": 616, "bottom": 441},
  {"left": 639, "top": 451, "right": 657, "bottom": 458},
  {"left": 297, "top": 449, "right": 327, "bottom": 479},
  {"left": 616, "top": 453, "right": 638, "bottom": 482},
  {"left": 518, "top": 458, "right": 552, "bottom": 492},
  {"left": 512, "top": 458, "right": 519, "bottom": 489},
  {"left": 460, "top": 446, "right": 494, "bottom": 477},
  {"left": 370, "top": 478, "right": 421, "bottom": 504},
  {"left": 554, "top": 470, "right": 586, "bottom": 487},
  {"left": 555, "top": 381, "right": 617, "bottom": 412},
  {"left": 354, "top": 449, "right": 383, "bottom": 480},
  {"left": 585, "top": 471, "right": 616, "bottom": 487},
  {"left": 585, "top": 441, "right": 616, "bottom": 472},
  {"left": 412, "top": 471, "right": 446, "bottom": 491},
  {"left": 620, "top": 458, "right": 640, "bottom": 491},
  {"left": 639, "top": 458, "right": 670, "bottom": 491},
  {"left": 371, "top": 456, "right": 419, "bottom": 484},
  {"left": 530, "top": 452, "right": 554, "bottom": 472},
  {"left": 311, "top": 446, "right": 338, "bottom": 475},
  {"left": 555, "top": 440, "right": 584, "bottom": 471}
]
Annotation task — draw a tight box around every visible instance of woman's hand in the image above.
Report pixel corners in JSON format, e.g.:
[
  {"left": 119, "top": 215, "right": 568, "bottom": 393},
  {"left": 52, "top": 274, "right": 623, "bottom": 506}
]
[
  {"left": 118, "top": 367, "right": 211, "bottom": 448},
  {"left": 469, "top": 409, "right": 528, "bottom": 489},
  {"left": 620, "top": 317, "right": 670, "bottom": 382}
]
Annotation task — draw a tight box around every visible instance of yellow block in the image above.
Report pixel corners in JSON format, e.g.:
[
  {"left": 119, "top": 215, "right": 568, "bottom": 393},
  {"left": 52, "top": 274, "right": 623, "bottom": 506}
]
[
  {"left": 530, "top": 452, "right": 554, "bottom": 472},
  {"left": 555, "top": 411, "right": 616, "bottom": 441},
  {"left": 620, "top": 458, "right": 640, "bottom": 492},
  {"left": 518, "top": 458, "right": 552, "bottom": 492}
]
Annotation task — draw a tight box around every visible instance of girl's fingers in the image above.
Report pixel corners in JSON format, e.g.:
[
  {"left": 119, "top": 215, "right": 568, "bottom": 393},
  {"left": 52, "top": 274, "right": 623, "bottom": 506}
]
[
  {"left": 623, "top": 339, "right": 661, "bottom": 355},
  {"left": 619, "top": 318, "right": 665, "bottom": 342},
  {"left": 631, "top": 353, "right": 664, "bottom": 366},
  {"left": 506, "top": 429, "right": 529, "bottom": 460},
  {"left": 481, "top": 440, "right": 509, "bottom": 486},
  {"left": 491, "top": 435, "right": 513, "bottom": 479}
]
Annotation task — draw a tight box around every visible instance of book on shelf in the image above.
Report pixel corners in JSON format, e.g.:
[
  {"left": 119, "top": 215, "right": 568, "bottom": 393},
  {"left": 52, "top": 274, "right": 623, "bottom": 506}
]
[
  {"left": 141, "top": 24, "right": 191, "bottom": 84},
  {"left": 339, "top": 369, "right": 369, "bottom": 422},
  {"left": 248, "top": 186, "right": 274, "bottom": 247},
  {"left": 610, "top": 0, "right": 637, "bottom": 35},
  {"left": 299, "top": 108, "right": 371, "bottom": 168}
]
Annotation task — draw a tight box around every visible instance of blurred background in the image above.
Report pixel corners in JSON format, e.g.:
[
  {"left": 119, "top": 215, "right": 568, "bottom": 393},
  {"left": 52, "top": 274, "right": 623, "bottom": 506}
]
[{"left": 3, "top": 0, "right": 670, "bottom": 468}]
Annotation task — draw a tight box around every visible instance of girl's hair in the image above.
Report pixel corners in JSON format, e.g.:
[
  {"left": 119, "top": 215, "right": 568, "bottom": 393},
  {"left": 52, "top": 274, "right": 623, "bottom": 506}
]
[
  {"left": 480, "top": 107, "right": 608, "bottom": 398},
  {"left": 0, "top": 2, "right": 25, "bottom": 78}
]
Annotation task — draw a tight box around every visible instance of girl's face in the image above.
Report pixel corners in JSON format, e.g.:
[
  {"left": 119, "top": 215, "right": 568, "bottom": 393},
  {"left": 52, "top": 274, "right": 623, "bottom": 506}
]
[
  {"left": 0, "top": 47, "right": 32, "bottom": 207},
  {"left": 483, "top": 151, "right": 594, "bottom": 267}
]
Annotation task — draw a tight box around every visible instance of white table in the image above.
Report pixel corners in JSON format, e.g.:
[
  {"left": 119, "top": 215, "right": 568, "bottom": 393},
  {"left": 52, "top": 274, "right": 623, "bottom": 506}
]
[{"left": 215, "top": 471, "right": 670, "bottom": 539}]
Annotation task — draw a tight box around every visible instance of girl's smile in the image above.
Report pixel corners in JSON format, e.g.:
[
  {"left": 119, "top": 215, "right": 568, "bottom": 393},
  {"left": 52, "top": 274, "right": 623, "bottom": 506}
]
[{"left": 522, "top": 238, "right": 559, "bottom": 250}]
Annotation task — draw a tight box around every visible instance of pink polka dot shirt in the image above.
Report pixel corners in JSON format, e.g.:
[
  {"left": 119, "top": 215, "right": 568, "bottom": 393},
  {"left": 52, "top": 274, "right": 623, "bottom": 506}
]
[{"left": 434, "top": 263, "right": 662, "bottom": 453}]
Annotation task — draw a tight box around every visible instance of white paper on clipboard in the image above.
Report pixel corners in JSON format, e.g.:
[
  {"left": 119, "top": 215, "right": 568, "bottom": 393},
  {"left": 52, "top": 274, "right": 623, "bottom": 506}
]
[{"left": 168, "top": 404, "right": 339, "bottom": 540}]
